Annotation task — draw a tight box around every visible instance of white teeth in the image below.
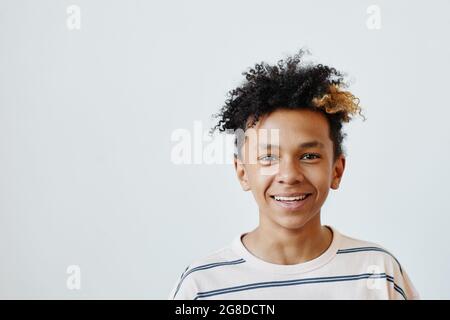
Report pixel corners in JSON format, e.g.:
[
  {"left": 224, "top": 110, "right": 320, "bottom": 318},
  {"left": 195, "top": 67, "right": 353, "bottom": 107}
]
[{"left": 274, "top": 195, "right": 308, "bottom": 201}]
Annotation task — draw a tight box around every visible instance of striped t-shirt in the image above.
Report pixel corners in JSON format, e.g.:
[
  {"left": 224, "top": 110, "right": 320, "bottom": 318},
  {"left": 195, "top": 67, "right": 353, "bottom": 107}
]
[{"left": 169, "top": 225, "right": 420, "bottom": 300}]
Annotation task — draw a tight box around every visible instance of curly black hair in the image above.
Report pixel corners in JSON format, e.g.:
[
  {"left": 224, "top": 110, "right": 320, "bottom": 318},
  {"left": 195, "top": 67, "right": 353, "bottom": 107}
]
[{"left": 210, "top": 49, "right": 365, "bottom": 162}]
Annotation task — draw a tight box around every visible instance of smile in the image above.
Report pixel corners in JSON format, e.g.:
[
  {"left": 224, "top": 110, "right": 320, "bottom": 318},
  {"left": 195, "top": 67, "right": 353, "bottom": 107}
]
[{"left": 269, "top": 193, "right": 312, "bottom": 211}]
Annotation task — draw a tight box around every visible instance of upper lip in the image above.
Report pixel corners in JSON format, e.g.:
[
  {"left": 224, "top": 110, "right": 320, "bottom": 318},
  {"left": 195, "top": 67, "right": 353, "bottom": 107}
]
[{"left": 270, "top": 192, "right": 312, "bottom": 197}]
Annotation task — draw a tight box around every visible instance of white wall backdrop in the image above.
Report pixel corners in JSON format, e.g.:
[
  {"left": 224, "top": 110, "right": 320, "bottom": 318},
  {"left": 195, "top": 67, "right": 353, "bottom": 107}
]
[{"left": 0, "top": 0, "right": 449, "bottom": 299}]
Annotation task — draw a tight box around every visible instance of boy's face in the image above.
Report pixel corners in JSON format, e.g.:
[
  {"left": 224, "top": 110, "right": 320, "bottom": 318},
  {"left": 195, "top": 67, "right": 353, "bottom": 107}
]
[{"left": 234, "top": 108, "right": 345, "bottom": 230}]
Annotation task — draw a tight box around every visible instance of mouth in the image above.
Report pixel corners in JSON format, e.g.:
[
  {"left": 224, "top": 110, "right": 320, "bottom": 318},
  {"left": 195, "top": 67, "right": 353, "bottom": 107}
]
[{"left": 269, "top": 193, "right": 312, "bottom": 211}]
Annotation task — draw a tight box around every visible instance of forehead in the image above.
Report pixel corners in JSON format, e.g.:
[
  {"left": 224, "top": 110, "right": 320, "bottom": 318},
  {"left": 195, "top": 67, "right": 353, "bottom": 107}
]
[{"left": 246, "top": 108, "right": 332, "bottom": 147}]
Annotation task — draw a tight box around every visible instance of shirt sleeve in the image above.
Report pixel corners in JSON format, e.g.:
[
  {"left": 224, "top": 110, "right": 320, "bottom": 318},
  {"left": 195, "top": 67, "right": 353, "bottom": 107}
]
[
  {"left": 168, "top": 266, "right": 198, "bottom": 300},
  {"left": 399, "top": 267, "right": 420, "bottom": 300},
  {"left": 388, "top": 262, "right": 420, "bottom": 300}
]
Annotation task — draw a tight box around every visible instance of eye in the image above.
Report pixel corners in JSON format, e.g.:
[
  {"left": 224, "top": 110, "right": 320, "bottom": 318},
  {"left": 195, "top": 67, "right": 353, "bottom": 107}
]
[
  {"left": 258, "top": 154, "right": 278, "bottom": 163},
  {"left": 301, "top": 153, "right": 321, "bottom": 160}
]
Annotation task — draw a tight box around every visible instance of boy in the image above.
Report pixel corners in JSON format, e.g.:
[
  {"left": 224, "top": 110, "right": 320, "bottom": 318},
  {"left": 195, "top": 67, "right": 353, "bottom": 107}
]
[{"left": 169, "top": 49, "right": 420, "bottom": 300}]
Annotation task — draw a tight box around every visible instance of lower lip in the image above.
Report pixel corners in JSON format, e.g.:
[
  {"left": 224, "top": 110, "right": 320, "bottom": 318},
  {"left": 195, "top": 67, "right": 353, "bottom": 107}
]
[{"left": 270, "top": 194, "right": 311, "bottom": 211}]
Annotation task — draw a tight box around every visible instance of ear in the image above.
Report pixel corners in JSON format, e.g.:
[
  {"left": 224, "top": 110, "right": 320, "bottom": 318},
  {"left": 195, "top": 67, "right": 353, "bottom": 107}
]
[
  {"left": 331, "top": 155, "right": 346, "bottom": 190},
  {"left": 234, "top": 155, "right": 251, "bottom": 191}
]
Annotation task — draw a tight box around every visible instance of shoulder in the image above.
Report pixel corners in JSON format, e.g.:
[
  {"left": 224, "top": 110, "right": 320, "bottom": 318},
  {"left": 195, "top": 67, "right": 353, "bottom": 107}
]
[
  {"left": 184, "top": 245, "right": 245, "bottom": 277},
  {"left": 169, "top": 243, "right": 244, "bottom": 300},
  {"left": 336, "top": 231, "right": 405, "bottom": 275},
  {"left": 335, "top": 229, "right": 420, "bottom": 300}
]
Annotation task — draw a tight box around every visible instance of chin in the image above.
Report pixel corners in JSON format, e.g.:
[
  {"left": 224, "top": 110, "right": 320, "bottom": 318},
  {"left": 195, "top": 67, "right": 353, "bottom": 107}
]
[{"left": 273, "top": 215, "right": 313, "bottom": 230}]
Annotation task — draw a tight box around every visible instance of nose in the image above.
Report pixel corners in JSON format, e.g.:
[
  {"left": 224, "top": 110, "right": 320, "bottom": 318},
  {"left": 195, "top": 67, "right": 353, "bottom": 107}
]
[{"left": 275, "top": 157, "right": 305, "bottom": 185}]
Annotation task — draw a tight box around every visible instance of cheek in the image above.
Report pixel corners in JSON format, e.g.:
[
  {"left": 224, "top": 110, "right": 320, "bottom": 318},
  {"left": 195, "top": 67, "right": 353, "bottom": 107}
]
[
  {"left": 247, "top": 166, "right": 274, "bottom": 201},
  {"left": 312, "top": 175, "right": 330, "bottom": 191},
  {"left": 307, "top": 168, "right": 333, "bottom": 202}
]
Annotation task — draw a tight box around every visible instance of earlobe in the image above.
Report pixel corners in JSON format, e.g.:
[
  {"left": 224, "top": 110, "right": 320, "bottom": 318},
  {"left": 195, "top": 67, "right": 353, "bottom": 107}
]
[
  {"left": 331, "top": 180, "right": 340, "bottom": 190},
  {"left": 331, "top": 155, "right": 346, "bottom": 190}
]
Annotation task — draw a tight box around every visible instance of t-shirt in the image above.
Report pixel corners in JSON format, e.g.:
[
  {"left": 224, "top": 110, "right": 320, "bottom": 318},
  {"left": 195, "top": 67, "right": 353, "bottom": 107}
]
[{"left": 168, "top": 225, "right": 420, "bottom": 300}]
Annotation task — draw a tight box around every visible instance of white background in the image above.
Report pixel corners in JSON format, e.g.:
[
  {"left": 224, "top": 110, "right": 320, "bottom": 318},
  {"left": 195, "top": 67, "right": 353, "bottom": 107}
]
[{"left": 0, "top": 0, "right": 449, "bottom": 299}]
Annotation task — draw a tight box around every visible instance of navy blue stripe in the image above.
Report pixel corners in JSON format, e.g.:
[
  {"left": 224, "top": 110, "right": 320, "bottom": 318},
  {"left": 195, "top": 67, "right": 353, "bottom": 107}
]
[
  {"left": 172, "top": 258, "right": 246, "bottom": 299},
  {"left": 180, "top": 265, "right": 189, "bottom": 279},
  {"left": 194, "top": 273, "right": 386, "bottom": 299},
  {"left": 384, "top": 274, "right": 406, "bottom": 299},
  {"left": 337, "top": 247, "right": 403, "bottom": 275},
  {"left": 194, "top": 273, "right": 407, "bottom": 300},
  {"left": 386, "top": 275, "right": 407, "bottom": 299},
  {"left": 196, "top": 273, "right": 381, "bottom": 297}
]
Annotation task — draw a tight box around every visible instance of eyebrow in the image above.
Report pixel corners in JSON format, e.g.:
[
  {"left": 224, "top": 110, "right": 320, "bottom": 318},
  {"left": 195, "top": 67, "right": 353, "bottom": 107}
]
[{"left": 258, "top": 141, "right": 325, "bottom": 149}]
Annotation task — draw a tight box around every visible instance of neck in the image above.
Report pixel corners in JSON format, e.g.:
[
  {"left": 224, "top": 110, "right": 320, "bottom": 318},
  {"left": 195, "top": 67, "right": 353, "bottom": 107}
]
[{"left": 243, "top": 212, "right": 332, "bottom": 265}]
